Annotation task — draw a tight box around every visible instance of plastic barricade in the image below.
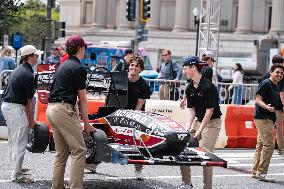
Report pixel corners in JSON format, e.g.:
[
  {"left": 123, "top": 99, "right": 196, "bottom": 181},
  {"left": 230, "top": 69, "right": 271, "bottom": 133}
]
[
  {"left": 145, "top": 99, "right": 189, "bottom": 126},
  {"left": 224, "top": 105, "right": 257, "bottom": 148},
  {"left": 35, "top": 95, "right": 105, "bottom": 127},
  {"left": 86, "top": 95, "right": 105, "bottom": 115}
]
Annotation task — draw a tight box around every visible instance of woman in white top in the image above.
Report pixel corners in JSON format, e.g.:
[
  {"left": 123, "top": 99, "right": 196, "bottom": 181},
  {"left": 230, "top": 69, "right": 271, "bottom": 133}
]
[{"left": 228, "top": 63, "right": 244, "bottom": 104}]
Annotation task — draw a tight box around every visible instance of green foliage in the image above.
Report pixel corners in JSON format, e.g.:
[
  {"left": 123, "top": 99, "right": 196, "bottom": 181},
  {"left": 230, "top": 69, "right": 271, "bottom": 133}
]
[
  {"left": 9, "top": 0, "right": 47, "bottom": 49},
  {"left": 1, "top": 0, "right": 60, "bottom": 49},
  {"left": 0, "top": 0, "right": 24, "bottom": 45}
]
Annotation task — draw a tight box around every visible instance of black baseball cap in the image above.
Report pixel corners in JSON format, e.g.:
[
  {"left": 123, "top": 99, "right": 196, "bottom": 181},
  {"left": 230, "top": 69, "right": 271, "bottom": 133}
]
[
  {"left": 183, "top": 56, "right": 205, "bottom": 67},
  {"left": 124, "top": 48, "right": 134, "bottom": 56},
  {"left": 272, "top": 55, "right": 284, "bottom": 64},
  {"left": 52, "top": 46, "right": 60, "bottom": 50}
]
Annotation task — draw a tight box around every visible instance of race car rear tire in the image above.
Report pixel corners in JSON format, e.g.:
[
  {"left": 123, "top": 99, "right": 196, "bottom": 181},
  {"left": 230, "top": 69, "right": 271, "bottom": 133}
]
[
  {"left": 26, "top": 122, "right": 49, "bottom": 153},
  {"left": 85, "top": 129, "right": 108, "bottom": 164}
]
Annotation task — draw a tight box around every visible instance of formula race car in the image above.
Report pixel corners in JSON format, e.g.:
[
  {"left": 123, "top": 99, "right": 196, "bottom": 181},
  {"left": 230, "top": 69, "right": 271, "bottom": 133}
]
[{"left": 27, "top": 64, "right": 227, "bottom": 170}]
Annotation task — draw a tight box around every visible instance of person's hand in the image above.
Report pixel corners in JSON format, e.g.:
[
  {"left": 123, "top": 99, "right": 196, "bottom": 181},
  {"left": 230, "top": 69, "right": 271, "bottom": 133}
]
[
  {"left": 29, "top": 120, "right": 37, "bottom": 129},
  {"left": 267, "top": 104, "right": 275, "bottom": 112},
  {"left": 194, "top": 129, "right": 202, "bottom": 139},
  {"left": 180, "top": 99, "right": 186, "bottom": 109},
  {"left": 83, "top": 123, "right": 96, "bottom": 136},
  {"left": 173, "top": 79, "right": 179, "bottom": 83}
]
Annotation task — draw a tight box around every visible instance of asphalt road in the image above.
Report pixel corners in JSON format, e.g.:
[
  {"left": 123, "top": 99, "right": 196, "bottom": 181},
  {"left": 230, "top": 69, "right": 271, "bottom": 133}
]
[{"left": 0, "top": 141, "right": 283, "bottom": 189}]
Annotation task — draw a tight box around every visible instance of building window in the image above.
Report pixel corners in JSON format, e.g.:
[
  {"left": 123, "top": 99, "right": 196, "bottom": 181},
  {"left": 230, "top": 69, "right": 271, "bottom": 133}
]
[{"left": 268, "top": 6, "right": 272, "bottom": 30}]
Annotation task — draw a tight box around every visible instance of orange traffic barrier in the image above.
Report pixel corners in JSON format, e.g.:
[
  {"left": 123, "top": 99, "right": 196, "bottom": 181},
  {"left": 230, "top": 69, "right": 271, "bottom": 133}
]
[
  {"left": 86, "top": 96, "right": 105, "bottom": 115},
  {"left": 35, "top": 96, "right": 50, "bottom": 130},
  {"left": 224, "top": 105, "right": 257, "bottom": 148},
  {"left": 35, "top": 95, "right": 105, "bottom": 128}
]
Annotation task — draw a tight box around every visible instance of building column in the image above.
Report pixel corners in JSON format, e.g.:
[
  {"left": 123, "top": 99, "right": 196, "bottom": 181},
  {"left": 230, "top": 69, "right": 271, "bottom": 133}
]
[
  {"left": 172, "top": 0, "right": 190, "bottom": 32},
  {"left": 106, "top": 0, "right": 116, "bottom": 29},
  {"left": 146, "top": 0, "right": 161, "bottom": 30},
  {"left": 269, "top": 0, "right": 284, "bottom": 35},
  {"left": 235, "top": 0, "right": 253, "bottom": 33},
  {"left": 92, "top": 0, "right": 108, "bottom": 29},
  {"left": 59, "top": 0, "right": 82, "bottom": 27},
  {"left": 117, "top": 0, "right": 132, "bottom": 30}
]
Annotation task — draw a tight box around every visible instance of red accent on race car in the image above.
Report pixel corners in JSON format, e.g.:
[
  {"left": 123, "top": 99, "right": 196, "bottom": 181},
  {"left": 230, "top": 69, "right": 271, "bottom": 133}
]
[
  {"left": 196, "top": 147, "right": 206, "bottom": 152},
  {"left": 140, "top": 133, "right": 165, "bottom": 148},
  {"left": 128, "top": 159, "right": 153, "bottom": 165},
  {"left": 206, "top": 162, "right": 226, "bottom": 166}
]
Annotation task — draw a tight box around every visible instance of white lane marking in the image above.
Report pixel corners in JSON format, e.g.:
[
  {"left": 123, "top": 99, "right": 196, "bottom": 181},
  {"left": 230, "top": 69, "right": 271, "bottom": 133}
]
[
  {"left": 228, "top": 163, "right": 284, "bottom": 167},
  {"left": 105, "top": 172, "right": 284, "bottom": 180},
  {"left": 224, "top": 156, "right": 284, "bottom": 161},
  {"left": 216, "top": 152, "right": 282, "bottom": 158},
  {"left": 0, "top": 173, "right": 284, "bottom": 183},
  {"left": 223, "top": 159, "right": 239, "bottom": 164}
]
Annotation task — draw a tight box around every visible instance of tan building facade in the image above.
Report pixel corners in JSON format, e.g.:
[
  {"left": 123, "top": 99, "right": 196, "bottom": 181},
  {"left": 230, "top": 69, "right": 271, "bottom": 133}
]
[{"left": 59, "top": 0, "right": 284, "bottom": 70}]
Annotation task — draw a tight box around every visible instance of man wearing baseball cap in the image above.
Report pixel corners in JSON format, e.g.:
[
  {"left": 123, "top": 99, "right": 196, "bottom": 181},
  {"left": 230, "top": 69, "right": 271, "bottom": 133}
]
[
  {"left": 1, "top": 45, "right": 43, "bottom": 183},
  {"left": 202, "top": 50, "right": 218, "bottom": 85},
  {"left": 46, "top": 35, "right": 95, "bottom": 189},
  {"left": 113, "top": 48, "right": 134, "bottom": 71},
  {"left": 46, "top": 46, "right": 61, "bottom": 64},
  {"left": 179, "top": 56, "right": 222, "bottom": 189}
]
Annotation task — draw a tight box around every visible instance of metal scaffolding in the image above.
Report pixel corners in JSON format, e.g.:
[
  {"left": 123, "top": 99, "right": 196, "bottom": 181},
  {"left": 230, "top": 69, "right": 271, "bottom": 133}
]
[{"left": 198, "top": 0, "right": 222, "bottom": 59}]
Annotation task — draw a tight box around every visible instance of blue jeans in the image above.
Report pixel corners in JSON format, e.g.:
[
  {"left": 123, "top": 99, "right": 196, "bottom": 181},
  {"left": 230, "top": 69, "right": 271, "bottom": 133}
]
[{"left": 232, "top": 85, "right": 243, "bottom": 104}]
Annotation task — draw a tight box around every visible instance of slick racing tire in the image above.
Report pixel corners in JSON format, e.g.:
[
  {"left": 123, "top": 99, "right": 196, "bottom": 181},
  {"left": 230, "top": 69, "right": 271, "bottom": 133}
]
[
  {"left": 26, "top": 122, "right": 49, "bottom": 153},
  {"left": 85, "top": 129, "right": 108, "bottom": 164}
]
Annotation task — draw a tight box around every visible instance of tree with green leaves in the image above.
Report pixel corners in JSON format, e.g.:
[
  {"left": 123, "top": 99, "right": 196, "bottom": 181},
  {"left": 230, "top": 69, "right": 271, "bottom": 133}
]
[
  {"left": 1, "top": 0, "right": 59, "bottom": 50},
  {"left": 0, "top": 0, "right": 24, "bottom": 46}
]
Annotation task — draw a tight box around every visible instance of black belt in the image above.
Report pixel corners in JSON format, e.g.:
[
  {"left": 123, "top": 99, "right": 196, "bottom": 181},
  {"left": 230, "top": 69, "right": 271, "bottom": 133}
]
[
  {"left": 49, "top": 100, "right": 74, "bottom": 106},
  {"left": 3, "top": 100, "right": 24, "bottom": 105}
]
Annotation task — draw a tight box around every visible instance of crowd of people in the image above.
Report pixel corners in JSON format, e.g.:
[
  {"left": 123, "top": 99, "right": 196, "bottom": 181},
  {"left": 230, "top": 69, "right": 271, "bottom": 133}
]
[{"left": 1, "top": 35, "right": 284, "bottom": 189}]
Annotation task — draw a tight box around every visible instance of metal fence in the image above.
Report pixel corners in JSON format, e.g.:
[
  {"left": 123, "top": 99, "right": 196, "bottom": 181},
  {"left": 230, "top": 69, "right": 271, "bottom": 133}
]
[
  {"left": 144, "top": 78, "right": 258, "bottom": 105},
  {"left": 0, "top": 70, "right": 13, "bottom": 90},
  {"left": 0, "top": 71, "right": 258, "bottom": 105}
]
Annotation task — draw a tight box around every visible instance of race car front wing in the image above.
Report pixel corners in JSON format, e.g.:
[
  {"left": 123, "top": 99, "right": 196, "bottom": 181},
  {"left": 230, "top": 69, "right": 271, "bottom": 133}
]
[{"left": 92, "top": 143, "right": 227, "bottom": 168}]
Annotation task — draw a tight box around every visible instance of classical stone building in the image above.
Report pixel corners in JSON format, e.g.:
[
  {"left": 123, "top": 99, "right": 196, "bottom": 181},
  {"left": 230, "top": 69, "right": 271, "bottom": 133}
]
[{"left": 59, "top": 0, "right": 284, "bottom": 71}]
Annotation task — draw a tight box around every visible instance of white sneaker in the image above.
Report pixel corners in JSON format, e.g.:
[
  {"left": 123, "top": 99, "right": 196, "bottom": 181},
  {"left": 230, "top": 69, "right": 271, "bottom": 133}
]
[
  {"left": 255, "top": 173, "right": 276, "bottom": 183},
  {"left": 135, "top": 169, "right": 144, "bottom": 180},
  {"left": 178, "top": 182, "right": 193, "bottom": 189}
]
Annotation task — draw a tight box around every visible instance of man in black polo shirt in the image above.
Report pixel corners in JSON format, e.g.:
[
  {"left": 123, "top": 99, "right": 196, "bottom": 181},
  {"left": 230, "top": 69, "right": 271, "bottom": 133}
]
[
  {"left": 262, "top": 55, "right": 284, "bottom": 155},
  {"left": 179, "top": 56, "right": 222, "bottom": 189},
  {"left": 46, "top": 35, "right": 95, "bottom": 189},
  {"left": 180, "top": 56, "right": 212, "bottom": 110},
  {"left": 1, "top": 45, "right": 43, "bottom": 183},
  {"left": 252, "top": 63, "right": 284, "bottom": 183}
]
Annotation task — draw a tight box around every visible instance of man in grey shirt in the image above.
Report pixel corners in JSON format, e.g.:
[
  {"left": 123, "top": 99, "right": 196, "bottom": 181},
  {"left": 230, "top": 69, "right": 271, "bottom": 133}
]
[{"left": 158, "top": 49, "right": 182, "bottom": 100}]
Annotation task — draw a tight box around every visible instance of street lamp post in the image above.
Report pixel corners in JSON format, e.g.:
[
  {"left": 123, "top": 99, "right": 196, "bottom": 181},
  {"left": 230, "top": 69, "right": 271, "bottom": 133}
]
[
  {"left": 45, "top": 0, "right": 52, "bottom": 59},
  {"left": 193, "top": 7, "right": 200, "bottom": 56},
  {"left": 2, "top": 0, "right": 8, "bottom": 47}
]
